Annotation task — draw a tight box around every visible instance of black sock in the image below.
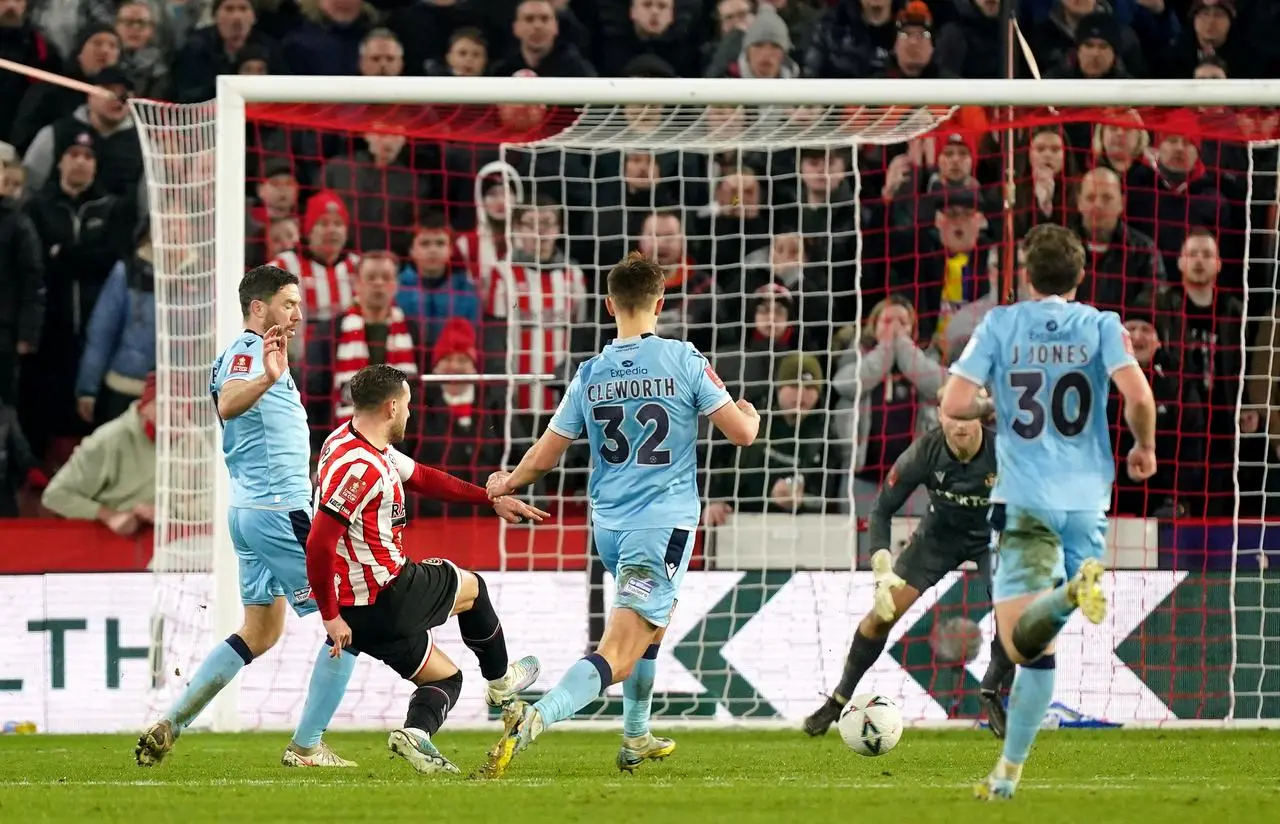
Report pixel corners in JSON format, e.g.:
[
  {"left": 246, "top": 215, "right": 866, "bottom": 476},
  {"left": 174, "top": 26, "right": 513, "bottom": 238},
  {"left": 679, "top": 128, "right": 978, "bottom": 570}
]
[
  {"left": 833, "top": 628, "right": 888, "bottom": 703},
  {"left": 456, "top": 573, "right": 508, "bottom": 681},
  {"left": 981, "top": 635, "right": 1015, "bottom": 693},
  {"left": 405, "top": 670, "right": 463, "bottom": 736}
]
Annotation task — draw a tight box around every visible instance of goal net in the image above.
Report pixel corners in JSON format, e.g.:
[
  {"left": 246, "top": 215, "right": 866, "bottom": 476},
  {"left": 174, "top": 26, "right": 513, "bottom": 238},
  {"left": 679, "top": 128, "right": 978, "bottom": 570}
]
[{"left": 132, "top": 78, "right": 1280, "bottom": 732}]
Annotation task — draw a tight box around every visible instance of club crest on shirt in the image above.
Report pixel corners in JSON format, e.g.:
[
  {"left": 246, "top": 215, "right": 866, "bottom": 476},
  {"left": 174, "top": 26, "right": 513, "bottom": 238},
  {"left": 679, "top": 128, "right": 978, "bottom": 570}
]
[
  {"left": 986, "top": 473, "right": 996, "bottom": 488},
  {"left": 230, "top": 354, "right": 253, "bottom": 375}
]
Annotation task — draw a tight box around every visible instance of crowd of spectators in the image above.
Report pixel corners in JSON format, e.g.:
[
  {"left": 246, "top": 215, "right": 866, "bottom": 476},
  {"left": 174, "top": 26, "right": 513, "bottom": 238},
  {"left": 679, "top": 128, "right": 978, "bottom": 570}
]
[{"left": 2, "top": 0, "right": 1280, "bottom": 535}]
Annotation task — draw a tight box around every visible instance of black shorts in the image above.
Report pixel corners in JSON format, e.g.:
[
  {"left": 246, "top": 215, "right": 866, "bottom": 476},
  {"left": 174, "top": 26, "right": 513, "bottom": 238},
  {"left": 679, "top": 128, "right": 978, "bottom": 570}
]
[
  {"left": 341, "top": 559, "right": 462, "bottom": 679},
  {"left": 892, "top": 534, "right": 992, "bottom": 594}
]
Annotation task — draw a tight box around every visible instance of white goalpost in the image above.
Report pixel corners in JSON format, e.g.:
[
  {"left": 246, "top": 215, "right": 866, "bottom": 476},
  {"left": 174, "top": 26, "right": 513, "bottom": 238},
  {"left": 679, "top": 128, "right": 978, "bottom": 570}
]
[{"left": 129, "top": 76, "right": 1280, "bottom": 733}]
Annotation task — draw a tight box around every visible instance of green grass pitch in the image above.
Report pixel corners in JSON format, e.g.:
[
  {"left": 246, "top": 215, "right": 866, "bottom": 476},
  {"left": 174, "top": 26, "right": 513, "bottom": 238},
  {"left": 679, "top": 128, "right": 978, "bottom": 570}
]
[{"left": 2, "top": 729, "right": 1276, "bottom": 823}]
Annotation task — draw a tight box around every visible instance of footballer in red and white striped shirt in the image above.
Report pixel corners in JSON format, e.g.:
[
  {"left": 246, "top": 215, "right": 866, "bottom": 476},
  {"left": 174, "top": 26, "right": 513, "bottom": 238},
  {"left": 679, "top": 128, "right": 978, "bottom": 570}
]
[{"left": 304, "top": 364, "right": 547, "bottom": 775}]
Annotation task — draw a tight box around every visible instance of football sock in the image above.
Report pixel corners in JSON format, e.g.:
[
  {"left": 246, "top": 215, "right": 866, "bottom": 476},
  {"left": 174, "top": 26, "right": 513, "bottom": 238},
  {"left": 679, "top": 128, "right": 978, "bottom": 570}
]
[
  {"left": 457, "top": 574, "right": 508, "bottom": 681},
  {"left": 1002, "top": 654, "right": 1056, "bottom": 766},
  {"left": 165, "top": 634, "right": 253, "bottom": 730},
  {"left": 622, "top": 644, "right": 659, "bottom": 738},
  {"left": 1011, "top": 585, "right": 1075, "bottom": 661},
  {"left": 833, "top": 627, "right": 888, "bottom": 703},
  {"left": 405, "top": 671, "right": 463, "bottom": 736},
  {"left": 291, "top": 641, "right": 357, "bottom": 749},
  {"left": 532, "top": 653, "right": 612, "bottom": 727},
  {"left": 981, "top": 634, "right": 1015, "bottom": 693}
]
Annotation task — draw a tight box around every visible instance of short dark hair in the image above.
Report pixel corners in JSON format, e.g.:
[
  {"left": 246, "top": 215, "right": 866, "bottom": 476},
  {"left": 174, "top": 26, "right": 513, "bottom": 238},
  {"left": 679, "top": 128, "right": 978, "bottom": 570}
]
[
  {"left": 239, "top": 265, "right": 299, "bottom": 316},
  {"left": 450, "top": 26, "right": 487, "bottom": 50},
  {"left": 1023, "top": 224, "right": 1085, "bottom": 296},
  {"left": 349, "top": 364, "right": 409, "bottom": 412},
  {"left": 607, "top": 251, "right": 666, "bottom": 312},
  {"left": 416, "top": 209, "right": 449, "bottom": 234}
]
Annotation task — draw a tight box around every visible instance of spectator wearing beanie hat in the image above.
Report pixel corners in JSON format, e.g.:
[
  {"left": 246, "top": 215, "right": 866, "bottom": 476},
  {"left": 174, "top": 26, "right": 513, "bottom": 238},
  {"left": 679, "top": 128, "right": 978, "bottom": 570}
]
[
  {"left": 724, "top": 5, "right": 799, "bottom": 79},
  {"left": 1108, "top": 303, "right": 1200, "bottom": 518},
  {"left": 23, "top": 65, "right": 143, "bottom": 198},
  {"left": 11, "top": 24, "right": 122, "bottom": 152},
  {"left": 269, "top": 190, "right": 359, "bottom": 325},
  {"left": 23, "top": 122, "right": 133, "bottom": 459},
  {"left": 879, "top": 1, "right": 957, "bottom": 79},
  {"left": 1030, "top": 1, "right": 1142, "bottom": 81},
  {"left": 1161, "top": 0, "right": 1249, "bottom": 79},
  {"left": 705, "top": 350, "right": 840, "bottom": 524},
  {"left": 415, "top": 317, "right": 523, "bottom": 517}
]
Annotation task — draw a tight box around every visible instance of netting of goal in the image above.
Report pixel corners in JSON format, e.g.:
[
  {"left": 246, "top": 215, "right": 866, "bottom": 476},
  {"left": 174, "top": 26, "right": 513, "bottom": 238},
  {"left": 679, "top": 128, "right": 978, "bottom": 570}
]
[{"left": 130, "top": 77, "right": 1280, "bottom": 733}]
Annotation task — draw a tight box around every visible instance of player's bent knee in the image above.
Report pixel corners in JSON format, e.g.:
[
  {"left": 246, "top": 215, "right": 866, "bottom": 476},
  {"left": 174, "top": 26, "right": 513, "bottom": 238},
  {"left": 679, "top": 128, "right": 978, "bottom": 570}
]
[{"left": 451, "top": 569, "right": 480, "bottom": 615}]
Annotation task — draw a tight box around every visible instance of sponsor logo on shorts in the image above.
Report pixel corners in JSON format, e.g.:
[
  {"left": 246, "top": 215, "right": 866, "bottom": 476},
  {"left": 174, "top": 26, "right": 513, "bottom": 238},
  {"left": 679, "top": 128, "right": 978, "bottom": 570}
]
[
  {"left": 230, "top": 354, "right": 253, "bottom": 375},
  {"left": 293, "top": 586, "right": 312, "bottom": 603},
  {"left": 620, "top": 574, "right": 655, "bottom": 601}
]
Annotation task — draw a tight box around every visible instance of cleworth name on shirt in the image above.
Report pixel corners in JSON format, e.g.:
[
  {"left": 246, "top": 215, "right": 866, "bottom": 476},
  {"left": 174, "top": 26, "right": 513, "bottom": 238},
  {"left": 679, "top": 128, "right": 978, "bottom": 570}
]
[{"left": 584, "top": 367, "right": 678, "bottom": 404}]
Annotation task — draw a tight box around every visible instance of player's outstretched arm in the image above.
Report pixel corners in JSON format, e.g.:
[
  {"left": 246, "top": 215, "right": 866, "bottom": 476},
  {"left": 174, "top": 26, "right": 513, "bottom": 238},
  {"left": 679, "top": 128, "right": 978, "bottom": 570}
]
[
  {"left": 217, "top": 326, "right": 289, "bottom": 420},
  {"left": 389, "top": 451, "right": 550, "bottom": 522},
  {"left": 867, "top": 441, "right": 929, "bottom": 555},
  {"left": 1112, "top": 363, "right": 1158, "bottom": 480},
  {"left": 487, "top": 430, "right": 575, "bottom": 499},
  {"left": 708, "top": 398, "right": 761, "bottom": 446}
]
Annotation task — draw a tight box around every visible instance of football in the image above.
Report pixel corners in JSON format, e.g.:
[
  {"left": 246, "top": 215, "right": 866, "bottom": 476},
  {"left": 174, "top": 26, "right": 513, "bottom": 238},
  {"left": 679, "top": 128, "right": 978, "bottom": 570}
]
[{"left": 838, "top": 693, "right": 904, "bottom": 756}]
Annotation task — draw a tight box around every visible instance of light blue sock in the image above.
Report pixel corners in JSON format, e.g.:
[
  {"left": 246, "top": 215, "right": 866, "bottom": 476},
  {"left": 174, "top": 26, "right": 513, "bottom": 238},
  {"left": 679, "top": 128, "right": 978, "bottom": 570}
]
[
  {"left": 1011, "top": 585, "right": 1075, "bottom": 660},
  {"left": 292, "top": 642, "right": 358, "bottom": 748},
  {"left": 533, "top": 653, "right": 612, "bottom": 727},
  {"left": 623, "top": 644, "right": 659, "bottom": 738},
  {"left": 1002, "top": 655, "right": 1056, "bottom": 765},
  {"left": 165, "top": 634, "right": 253, "bottom": 730}
]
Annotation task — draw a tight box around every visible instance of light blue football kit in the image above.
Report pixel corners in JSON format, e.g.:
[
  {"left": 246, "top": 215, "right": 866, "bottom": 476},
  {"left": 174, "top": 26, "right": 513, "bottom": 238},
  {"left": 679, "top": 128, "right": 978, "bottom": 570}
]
[
  {"left": 548, "top": 333, "right": 731, "bottom": 626},
  {"left": 520, "top": 333, "right": 731, "bottom": 739},
  {"left": 154, "top": 329, "right": 354, "bottom": 750},
  {"left": 210, "top": 330, "right": 316, "bottom": 614},
  {"left": 950, "top": 296, "right": 1135, "bottom": 601}
]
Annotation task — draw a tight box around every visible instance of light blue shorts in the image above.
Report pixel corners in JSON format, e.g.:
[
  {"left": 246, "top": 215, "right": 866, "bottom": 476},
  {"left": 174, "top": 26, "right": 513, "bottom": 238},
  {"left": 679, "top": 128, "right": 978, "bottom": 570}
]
[
  {"left": 990, "top": 504, "right": 1106, "bottom": 601},
  {"left": 594, "top": 526, "right": 695, "bottom": 628},
  {"left": 229, "top": 506, "right": 316, "bottom": 617}
]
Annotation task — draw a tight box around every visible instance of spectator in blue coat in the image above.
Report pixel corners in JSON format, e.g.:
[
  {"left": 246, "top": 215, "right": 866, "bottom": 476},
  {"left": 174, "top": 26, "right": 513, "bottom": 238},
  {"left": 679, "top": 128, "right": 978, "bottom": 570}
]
[
  {"left": 281, "top": 0, "right": 376, "bottom": 77},
  {"left": 75, "top": 219, "right": 155, "bottom": 428},
  {"left": 396, "top": 212, "right": 482, "bottom": 347}
]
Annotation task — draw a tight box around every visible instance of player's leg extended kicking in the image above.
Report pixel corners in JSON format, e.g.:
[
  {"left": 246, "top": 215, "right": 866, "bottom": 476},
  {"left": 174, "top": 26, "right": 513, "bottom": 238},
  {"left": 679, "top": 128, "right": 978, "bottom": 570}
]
[
  {"left": 340, "top": 560, "right": 540, "bottom": 775},
  {"left": 137, "top": 508, "right": 357, "bottom": 767},
  {"left": 803, "top": 546, "right": 937, "bottom": 736},
  {"left": 478, "top": 527, "right": 691, "bottom": 779},
  {"left": 974, "top": 506, "right": 1106, "bottom": 801}
]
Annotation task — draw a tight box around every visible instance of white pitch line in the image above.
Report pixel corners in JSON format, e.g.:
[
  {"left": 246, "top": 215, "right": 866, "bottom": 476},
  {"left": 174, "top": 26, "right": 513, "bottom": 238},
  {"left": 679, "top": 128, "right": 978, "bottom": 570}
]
[{"left": 0, "top": 778, "right": 1257, "bottom": 792}]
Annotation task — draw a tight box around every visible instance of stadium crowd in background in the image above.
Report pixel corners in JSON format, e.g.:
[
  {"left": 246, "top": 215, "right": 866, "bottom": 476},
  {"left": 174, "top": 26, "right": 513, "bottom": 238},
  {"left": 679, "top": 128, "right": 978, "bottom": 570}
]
[{"left": 1, "top": 0, "right": 1279, "bottom": 531}]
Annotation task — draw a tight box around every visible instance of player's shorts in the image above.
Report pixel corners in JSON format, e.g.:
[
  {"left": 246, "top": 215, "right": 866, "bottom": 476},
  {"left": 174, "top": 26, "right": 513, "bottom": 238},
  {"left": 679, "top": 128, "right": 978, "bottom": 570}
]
[
  {"left": 892, "top": 532, "right": 992, "bottom": 594},
  {"left": 594, "top": 526, "right": 695, "bottom": 628},
  {"left": 340, "top": 559, "right": 462, "bottom": 680},
  {"left": 988, "top": 503, "right": 1107, "bottom": 601},
  {"left": 229, "top": 507, "right": 316, "bottom": 617}
]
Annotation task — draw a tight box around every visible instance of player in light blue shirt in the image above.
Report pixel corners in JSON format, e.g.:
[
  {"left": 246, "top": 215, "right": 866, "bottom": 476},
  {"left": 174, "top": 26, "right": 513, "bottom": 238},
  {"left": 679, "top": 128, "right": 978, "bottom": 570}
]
[
  {"left": 943, "top": 225, "right": 1157, "bottom": 800},
  {"left": 136, "top": 265, "right": 358, "bottom": 770},
  {"left": 477, "top": 251, "right": 761, "bottom": 778}
]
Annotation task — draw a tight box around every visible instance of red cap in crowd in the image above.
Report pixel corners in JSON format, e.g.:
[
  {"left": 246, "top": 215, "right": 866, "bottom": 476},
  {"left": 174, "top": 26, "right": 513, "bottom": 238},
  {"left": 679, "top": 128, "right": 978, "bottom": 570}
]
[
  {"left": 303, "top": 191, "right": 350, "bottom": 237},
  {"left": 432, "top": 317, "right": 479, "bottom": 370}
]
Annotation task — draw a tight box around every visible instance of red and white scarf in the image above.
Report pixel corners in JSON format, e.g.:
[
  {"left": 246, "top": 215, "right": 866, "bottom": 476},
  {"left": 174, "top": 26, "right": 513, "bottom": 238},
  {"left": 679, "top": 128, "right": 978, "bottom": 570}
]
[{"left": 333, "top": 306, "right": 418, "bottom": 420}]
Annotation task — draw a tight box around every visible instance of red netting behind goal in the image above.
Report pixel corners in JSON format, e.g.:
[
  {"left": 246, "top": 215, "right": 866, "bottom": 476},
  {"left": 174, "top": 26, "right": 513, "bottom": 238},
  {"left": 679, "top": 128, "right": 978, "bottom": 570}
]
[{"left": 234, "top": 99, "right": 1280, "bottom": 724}]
